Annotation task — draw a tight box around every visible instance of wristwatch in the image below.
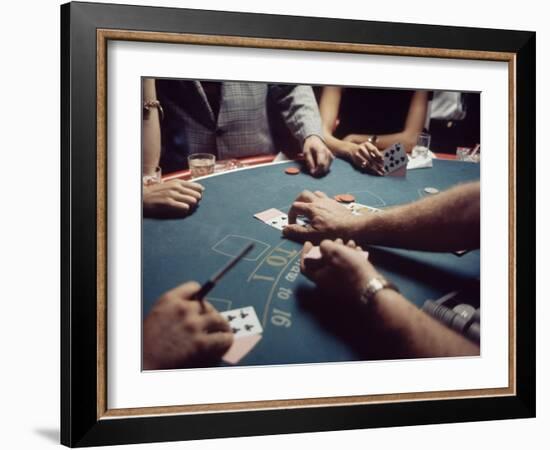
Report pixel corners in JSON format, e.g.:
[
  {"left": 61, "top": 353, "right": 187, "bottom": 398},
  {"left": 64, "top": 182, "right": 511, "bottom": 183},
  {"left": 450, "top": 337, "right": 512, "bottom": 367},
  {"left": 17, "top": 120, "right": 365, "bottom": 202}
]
[
  {"left": 359, "top": 276, "right": 399, "bottom": 306},
  {"left": 367, "top": 135, "right": 378, "bottom": 145}
]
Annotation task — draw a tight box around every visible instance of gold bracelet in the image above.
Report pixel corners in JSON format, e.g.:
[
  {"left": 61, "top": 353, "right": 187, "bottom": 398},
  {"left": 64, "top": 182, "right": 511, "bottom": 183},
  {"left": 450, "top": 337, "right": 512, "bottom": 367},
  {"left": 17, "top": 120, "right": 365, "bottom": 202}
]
[{"left": 143, "top": 100, "right": 164, "bottom": 120}]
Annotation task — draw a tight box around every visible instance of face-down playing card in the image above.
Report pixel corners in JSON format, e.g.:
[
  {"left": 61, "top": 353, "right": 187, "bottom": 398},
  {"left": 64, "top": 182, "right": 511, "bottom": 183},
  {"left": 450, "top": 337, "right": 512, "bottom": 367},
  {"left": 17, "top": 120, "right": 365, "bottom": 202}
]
[
  {"left": 304, "top": 245, "right": 369, "bottom": 262},
  {"left": 383, "top": 143, "right": 408, "bottom": 176}
]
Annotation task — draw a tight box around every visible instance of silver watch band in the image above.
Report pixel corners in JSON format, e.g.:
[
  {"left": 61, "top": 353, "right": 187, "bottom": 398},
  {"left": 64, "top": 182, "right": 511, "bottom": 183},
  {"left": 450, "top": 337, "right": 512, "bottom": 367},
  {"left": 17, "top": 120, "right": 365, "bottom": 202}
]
[{"left": 360, "top": 276, "right": 399, "bottom": 306}]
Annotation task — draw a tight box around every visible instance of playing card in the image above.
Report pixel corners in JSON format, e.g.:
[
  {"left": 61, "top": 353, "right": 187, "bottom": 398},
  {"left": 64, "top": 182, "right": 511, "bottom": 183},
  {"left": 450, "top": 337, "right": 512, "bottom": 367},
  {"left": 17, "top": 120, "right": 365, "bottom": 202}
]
[
  {"left": 254, "top": 208, "right": 308, "bottom": 230},
  {"left": 221, "top": 306, "right": 263, "bottom": 338},
  {"left": 222, "top": 334, "right": 262, "bottom": 365},
  {"left": 382, "top": 143, "right": 408, "bottom": 176},
  {"left": 254, "top": 208, "right": 287, "bottom": 230},
  {"left": 343, "top": 202, "right": 382, "bottom": 216}
]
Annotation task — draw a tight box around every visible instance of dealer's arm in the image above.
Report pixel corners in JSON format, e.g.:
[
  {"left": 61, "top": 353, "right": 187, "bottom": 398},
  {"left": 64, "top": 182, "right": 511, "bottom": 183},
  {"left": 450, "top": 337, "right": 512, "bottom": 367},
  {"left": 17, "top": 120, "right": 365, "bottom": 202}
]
[{"left": 284, "top": 181, "right": 480, "bottom": 252}]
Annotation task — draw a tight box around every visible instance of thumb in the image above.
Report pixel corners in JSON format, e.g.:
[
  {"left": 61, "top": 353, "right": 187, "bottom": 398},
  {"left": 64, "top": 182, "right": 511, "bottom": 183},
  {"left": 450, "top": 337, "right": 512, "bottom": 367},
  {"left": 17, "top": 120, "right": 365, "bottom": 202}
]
[
  {"left": 283, "top": 224, "right": 314, "bottom": 241},
  {"left": 172, "top": 281, "right": 201, "bottom": 299}
]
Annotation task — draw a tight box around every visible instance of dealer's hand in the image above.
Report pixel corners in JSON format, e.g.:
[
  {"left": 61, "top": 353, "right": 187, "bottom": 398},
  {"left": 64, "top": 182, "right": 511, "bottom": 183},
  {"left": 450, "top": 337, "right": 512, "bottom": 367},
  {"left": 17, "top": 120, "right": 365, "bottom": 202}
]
[
  {"left": 302, "top": 135, "right": 334, "bottom": 177},
  {"left": 143, "top": 179, "right": 204, "bottom": 218},
  {"left": 283, "top": 190, "right": 362, "bottom": 242},
  {"left": 300, "top": 239, "right": 381, "bottom": 306},
  {"left": 348, "top": 142, "right": 384, "bottom": 175},
  {"left": 143, "top": 281, "right": 233, "bottom": 370}
]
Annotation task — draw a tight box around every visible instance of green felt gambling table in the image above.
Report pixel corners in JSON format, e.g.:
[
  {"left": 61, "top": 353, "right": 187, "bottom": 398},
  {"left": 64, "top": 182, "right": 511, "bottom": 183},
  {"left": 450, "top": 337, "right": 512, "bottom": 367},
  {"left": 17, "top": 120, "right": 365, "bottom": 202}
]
[{"left": 143, "top": 158, "right": 480, "bottom": 366}]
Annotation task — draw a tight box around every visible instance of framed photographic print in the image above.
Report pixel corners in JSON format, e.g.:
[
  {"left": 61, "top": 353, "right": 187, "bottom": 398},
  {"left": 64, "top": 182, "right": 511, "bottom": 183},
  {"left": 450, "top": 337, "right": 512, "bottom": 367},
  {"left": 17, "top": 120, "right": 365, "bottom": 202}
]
[{"left": 61, "top": 1, "right": 535, "bottom": 447}]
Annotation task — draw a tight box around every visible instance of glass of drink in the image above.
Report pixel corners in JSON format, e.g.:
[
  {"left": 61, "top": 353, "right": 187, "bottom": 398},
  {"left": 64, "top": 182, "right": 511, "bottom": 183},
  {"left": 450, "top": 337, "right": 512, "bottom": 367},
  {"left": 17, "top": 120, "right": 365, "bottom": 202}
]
[
  {"left": 412, "top": 132, "right": 431, "bottom": 158},
  {"left": 456, "top": 147, "right": 471, "bottom": 161},
  {"left": 188, "top": 153, "right": 216, "bottom": 178},
  {"left": 142, "top": 165, "right": 162, "bottom": 186}
]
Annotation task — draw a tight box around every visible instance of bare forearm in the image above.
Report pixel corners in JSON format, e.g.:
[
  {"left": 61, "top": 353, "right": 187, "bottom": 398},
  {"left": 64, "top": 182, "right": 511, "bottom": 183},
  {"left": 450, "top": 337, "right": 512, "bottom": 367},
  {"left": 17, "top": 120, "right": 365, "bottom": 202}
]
[
  {"left": 353, "top": 182, "right": 480, "bottom": 251},
  {"left": 143, "top": 78, "right": 161, "bottom": 175},
  {"left": 323, "top": 127, "right": 354, "bottom": 159},
  {"left": 366, "top": 290, "right": 479, "bottom": 359},
  {"left": 346, "top": 131, "right": 415, "bottom": 153}
]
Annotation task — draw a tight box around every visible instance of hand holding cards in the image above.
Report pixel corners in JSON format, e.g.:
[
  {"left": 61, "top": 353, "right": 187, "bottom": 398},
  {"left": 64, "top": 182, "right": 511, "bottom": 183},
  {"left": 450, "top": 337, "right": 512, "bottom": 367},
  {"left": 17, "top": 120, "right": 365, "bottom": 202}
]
[{"left": 382, "top": 143, "right": 408, "bottom": 177}]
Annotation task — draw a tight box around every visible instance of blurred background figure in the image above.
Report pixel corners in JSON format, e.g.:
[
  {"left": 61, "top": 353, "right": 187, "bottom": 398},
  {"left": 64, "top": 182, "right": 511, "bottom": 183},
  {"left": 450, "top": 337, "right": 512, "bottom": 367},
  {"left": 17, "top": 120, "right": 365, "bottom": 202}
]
[
  {"left": 317, "top": 86, "right": 430, "bottom": 173},
  {"left": 426, "top": 91, "right": 480, "bottom": 154}
]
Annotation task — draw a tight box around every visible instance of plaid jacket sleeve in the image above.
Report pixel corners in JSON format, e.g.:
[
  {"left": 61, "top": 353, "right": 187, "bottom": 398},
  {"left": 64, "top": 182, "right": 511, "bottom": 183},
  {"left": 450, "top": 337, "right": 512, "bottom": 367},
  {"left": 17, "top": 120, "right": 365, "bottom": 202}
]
[{"left": 269, "top": 84, "right": 323, "bottom": 145}]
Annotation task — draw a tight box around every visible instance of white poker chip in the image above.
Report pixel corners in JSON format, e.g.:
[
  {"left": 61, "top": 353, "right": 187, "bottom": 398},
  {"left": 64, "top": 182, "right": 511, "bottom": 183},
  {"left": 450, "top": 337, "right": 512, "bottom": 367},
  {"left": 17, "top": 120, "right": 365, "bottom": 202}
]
[{"left": 424, "top": 187, "right": 439, "bottom": 194}]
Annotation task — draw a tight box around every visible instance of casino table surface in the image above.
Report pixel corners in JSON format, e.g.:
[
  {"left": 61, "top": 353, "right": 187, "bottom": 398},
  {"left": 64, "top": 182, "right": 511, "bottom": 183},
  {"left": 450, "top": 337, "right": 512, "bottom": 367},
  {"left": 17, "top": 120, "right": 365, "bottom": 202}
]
[{"left": 143, "top": 158, "right": 480, "bottom": 367}]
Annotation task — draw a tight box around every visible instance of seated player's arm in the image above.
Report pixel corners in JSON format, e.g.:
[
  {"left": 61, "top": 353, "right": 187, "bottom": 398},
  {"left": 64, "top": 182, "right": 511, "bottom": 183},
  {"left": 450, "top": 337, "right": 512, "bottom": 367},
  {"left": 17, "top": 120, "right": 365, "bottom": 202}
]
[
  {"left": 300, "top": 240, "right": 479, "bottom": 359},
  {"left": 269, "top": 84, "right": 333, "bottom": 176},
  {"left": 141, "top": 78, "right": 205, "bottom": 219},
  {"left": 345, "top": 91, "right": 429, "bottom": 154},
  {"left": 365, "top": 287, "right": 479, "bottom": 359},
  {"left": 352, "top": 181, "right": 480, "bottom": 252},
  {"left": 143, "top": 281, "right": 233, "bottom": 370},
  {"left": 319, "top": 87, "right": 384, "bottom": 174},
  {"left": 143, "top": 78, "right": 161, "bottom": 174},
  {"left": 319, "top": 87, "right": 350, "bottom": 157}
]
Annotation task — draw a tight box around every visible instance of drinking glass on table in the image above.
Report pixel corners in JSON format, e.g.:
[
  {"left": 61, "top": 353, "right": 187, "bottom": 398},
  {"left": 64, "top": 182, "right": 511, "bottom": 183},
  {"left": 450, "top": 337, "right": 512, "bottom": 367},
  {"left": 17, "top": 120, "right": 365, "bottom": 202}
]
[
  {"left": 188, "top": 153, "right": 216, "bottom": 178},
  {"left": 143, "top": 165, "right": 162, "bottom": 186},
  {"left": 412, "top": 132, "right": 431, "bottom": 158}
]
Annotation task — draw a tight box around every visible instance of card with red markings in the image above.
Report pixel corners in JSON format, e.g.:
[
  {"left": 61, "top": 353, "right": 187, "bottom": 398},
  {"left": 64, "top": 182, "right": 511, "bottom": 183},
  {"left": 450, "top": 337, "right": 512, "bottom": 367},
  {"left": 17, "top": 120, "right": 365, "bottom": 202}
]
[
  {"left": 304, "top": 245, "right": 369, "bottom": 262},
  {"left": 221, "top": 306, "right": 263, "bottom": 365},
  {"left": 254, "top": 208, "right": 308, "bottom": 230},
  {"left": 222, "top": 334, "right": 262, "bottom": 365}
]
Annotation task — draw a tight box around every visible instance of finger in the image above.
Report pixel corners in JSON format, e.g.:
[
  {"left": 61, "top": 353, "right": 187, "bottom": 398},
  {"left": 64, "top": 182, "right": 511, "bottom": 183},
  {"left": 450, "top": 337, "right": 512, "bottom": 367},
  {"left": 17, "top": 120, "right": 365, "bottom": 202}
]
[
  {"left": 313, "top": 190, "right": 329, "bottom": 199},
  {"left": 362, "top": 145, "right": 384, "bottom": 174},
  {"left": 320, "top": 240, "right": 357, "bottom": 270},
  {"left": 172, "top": 193, "right": 200, "bottom": 207},
  {"left": 353, "top": 148, "right": 370, "bottom": 171},
  {"left": 365, "top": 142, "right": 384, "bottom": 163},
  {"left": 358, "top": 146, "right": 375, "bottom": 166},
  {"left": 201, "top": 312, "right": 231, "bottom": 333},
  {"left": 179, "top": 187, "right": 203, "bottom": 200},
  {"left": 304, "top": 148, "right": 316, "bottom": 174},
  {"left": 319, "top": 239, "right": 342, "bottom": 260},
  {"left": 171, "top": 281, "right": 201, "bottom": 299},
  {"left": 170, "top": 182, "right": 202, "bottom": 199},
  {"left": 346, "top": 240, "right": 356, "bottom": 248},
  {"left": 358, "top": 147, "right": 383, "bottom": 175},
  {"left": 312, "top": 148, "right": 328, "bottom": 174},
  {"left": 300, "top": 241, "right": 314, "bottom": 272},
  {"left": 199, "top": 300, "right": 216, "bottom": 314},
  {"left": 356, "top": 245, "right": 363, "bottom": 252},
  {"left": 335, "top": 238, "right": 344, "bottom": 245},
  {"left": 166, "top": 198, "right": 191, "bottom": 212},
  {"left": 319, "top": 148, "right": 334, "bottom": 173},
  {"left": 179, "top": 180, "right": 205, "bottom": 192},
  {"left": 283, "top": 223, "right": 318, "bottom": 242},
  {"left": 199, "top": 332, "right": 234, "bottom": 358},
  {"left": 288, "top": 201, "right": 314, "bottom": 224},
  {"left": 295, "top": 190, "right": 317, "bottom": 203}
]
